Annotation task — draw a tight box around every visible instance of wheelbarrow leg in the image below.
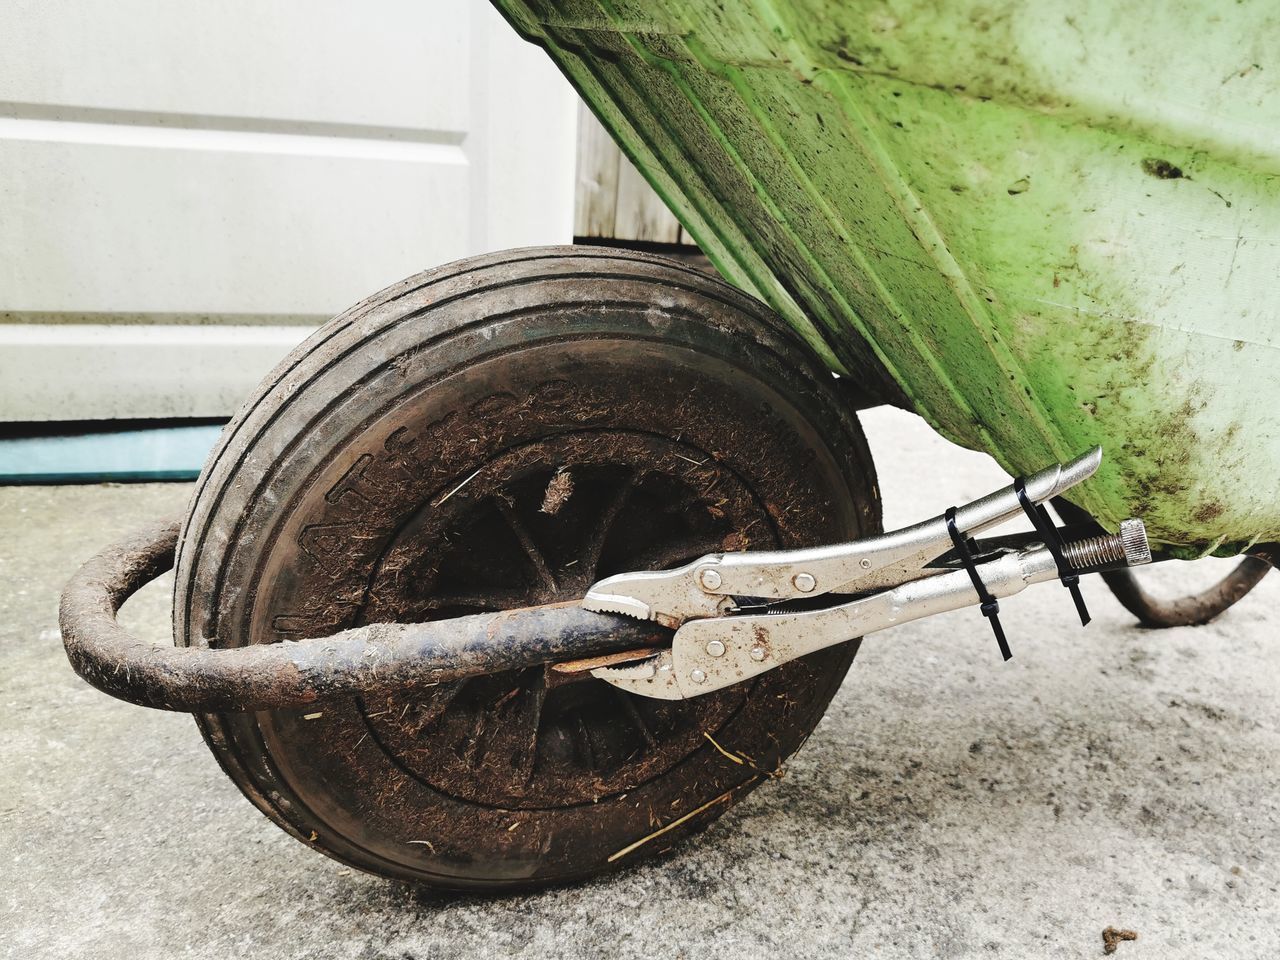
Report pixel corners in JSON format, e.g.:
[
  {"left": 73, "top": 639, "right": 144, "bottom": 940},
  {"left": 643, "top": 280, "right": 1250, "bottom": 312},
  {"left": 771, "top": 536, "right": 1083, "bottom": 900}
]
[{"left": 1096, "top": 559, "right": 1270, "bottom": 629}]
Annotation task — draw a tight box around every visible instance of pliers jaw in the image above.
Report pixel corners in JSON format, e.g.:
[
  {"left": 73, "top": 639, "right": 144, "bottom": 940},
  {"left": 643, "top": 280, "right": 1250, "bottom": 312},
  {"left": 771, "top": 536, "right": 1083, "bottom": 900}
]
[
  {"left": 580, "top": 558, "right": 725, "bottom": 630},
  {"left": 588, "top": 648, "right": 683, "bottom": 698}
]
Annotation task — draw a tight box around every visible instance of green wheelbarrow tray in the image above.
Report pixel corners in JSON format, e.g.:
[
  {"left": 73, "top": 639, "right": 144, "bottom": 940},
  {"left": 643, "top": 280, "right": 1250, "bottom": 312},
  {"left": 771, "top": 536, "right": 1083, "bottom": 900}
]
[{"left": 493, "top": 0, "right": 1280, "bottom": 557}]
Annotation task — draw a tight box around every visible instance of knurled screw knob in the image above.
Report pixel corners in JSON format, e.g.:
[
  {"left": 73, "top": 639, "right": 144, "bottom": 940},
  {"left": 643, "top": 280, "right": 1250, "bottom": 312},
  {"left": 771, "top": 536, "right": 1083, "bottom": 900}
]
[
  {"left": 1061, "top": 518, "right": 1152, "bottom": 569},
  {"left": 1119, "top": 519, "right": 1153, "bottom": 566}
]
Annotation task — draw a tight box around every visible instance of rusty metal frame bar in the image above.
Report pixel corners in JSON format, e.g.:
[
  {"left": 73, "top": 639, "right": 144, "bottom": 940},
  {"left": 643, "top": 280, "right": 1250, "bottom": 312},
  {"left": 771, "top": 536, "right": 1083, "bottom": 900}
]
[
  {"left": 1098, "top": 558, "right": 1271, "bottom": 628},
  {"left": 59, "top": 521, "right": 671, "bottom": 713}
]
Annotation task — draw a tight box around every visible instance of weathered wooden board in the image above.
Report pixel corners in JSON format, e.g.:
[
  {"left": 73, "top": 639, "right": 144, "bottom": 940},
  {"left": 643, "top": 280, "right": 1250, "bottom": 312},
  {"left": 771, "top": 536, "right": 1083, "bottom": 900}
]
[{"left": 575, "top": 103, "right": 693, "bottom": 244}]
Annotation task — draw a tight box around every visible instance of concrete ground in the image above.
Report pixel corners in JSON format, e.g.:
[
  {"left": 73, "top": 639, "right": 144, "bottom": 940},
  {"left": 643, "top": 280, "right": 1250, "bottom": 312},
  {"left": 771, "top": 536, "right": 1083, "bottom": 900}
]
[{"left": 2, "top": 407, "right": 1278, "bottom": 960}]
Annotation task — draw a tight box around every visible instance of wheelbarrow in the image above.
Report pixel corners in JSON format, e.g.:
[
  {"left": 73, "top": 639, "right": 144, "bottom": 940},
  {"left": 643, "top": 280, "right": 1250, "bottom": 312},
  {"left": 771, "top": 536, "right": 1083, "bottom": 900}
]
[{"left": 60, "top": 0, "right": 1279, "bottom": 891}]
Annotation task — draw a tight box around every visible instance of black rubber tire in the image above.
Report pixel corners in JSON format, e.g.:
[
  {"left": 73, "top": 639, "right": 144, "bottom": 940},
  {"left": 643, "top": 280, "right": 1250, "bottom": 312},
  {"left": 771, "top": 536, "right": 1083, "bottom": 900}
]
[{"left": 173, "top": 246, "right": 879, "bottom": 890}]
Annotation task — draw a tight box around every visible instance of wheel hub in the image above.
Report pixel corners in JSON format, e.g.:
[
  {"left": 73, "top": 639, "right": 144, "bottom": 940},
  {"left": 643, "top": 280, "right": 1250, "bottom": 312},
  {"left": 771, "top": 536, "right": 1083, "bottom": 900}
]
[{"left": 358, "top": 432, "right": 769, "bottom": 809}]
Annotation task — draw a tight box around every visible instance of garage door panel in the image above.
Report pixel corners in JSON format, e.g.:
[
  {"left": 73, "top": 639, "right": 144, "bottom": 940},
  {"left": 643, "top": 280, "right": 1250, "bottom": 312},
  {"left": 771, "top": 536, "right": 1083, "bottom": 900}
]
[
  {"left": 0, "top": 135, "right": 470, "bottom": 316},
  {"left": 0, "top": 325, "right": 314, "bottom": 421},
  {"left": 0, "top": 3, "right": 576, "bottom": 421},
  {"left": 0, "top": 0, "right": 470, "bottom": 132}
]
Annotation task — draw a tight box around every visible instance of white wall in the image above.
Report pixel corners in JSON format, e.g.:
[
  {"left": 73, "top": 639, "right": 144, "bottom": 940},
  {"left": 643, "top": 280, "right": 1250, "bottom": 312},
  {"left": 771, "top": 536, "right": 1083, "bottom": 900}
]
[{"left": 0, "top": 0, "right": 577, "bottom": 421}]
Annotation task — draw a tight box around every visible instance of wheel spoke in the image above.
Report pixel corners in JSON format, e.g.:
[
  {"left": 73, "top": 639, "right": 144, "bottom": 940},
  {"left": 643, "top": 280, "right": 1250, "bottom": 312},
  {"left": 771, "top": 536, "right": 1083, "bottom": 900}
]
[
  {"left": 462, "top": 707, "right": 490, "bottom": 769},
  {"left": 454, "top": 675, "right": 549, "bottom": 785},
  {"left": 417, "top": 586, "right": 537, "bottom": 615},
  {"left": 573, "top": 710, "right": 598, "bottom": 770},
  {"left": 612, "top": 686, "right": 657, "bottom": 747},
  {"left": 403, "top": 678, "right": 469, "bottom": 733},
  {"left": 495, "top": 498, "right": 558, "bottom": 592},
  {"left": 481, "top": 677, "right": 548, "bottom": 788},
  {"left": 622, "top": 535, "right": 728, "bottom": 574},
  {"left": 581, "top": 472, "right": 640, "bottom": 579}
]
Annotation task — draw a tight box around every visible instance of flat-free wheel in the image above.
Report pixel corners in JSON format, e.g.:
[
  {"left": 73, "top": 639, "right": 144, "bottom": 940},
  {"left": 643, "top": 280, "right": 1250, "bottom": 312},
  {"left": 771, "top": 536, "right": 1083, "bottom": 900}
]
[{"left": 174, "top": 247, "right": 879, "bottom": 890}]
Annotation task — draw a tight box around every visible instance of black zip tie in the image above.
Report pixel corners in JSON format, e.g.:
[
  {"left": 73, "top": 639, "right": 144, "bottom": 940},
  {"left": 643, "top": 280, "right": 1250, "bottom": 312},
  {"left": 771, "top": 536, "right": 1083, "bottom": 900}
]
[
  {"left": 1013, "top": 477, "right": 1091, "bottom": 627},
  {"left": 944, "top": 506, "right": 1012, "bottom": 661}
]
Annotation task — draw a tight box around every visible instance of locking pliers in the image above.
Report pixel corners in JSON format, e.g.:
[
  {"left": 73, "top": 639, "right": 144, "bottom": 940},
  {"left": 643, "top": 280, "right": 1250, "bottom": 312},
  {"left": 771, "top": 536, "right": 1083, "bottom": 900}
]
[{"left": 583, "top": 447, "right": 1151, "bottom": 700}]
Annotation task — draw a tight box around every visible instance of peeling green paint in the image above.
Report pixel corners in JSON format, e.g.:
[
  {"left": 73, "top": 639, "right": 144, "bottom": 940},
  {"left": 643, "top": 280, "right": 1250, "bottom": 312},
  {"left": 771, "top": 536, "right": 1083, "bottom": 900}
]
[{"left": 492, "top": 0, "right": 1280, "bottom": 554}]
